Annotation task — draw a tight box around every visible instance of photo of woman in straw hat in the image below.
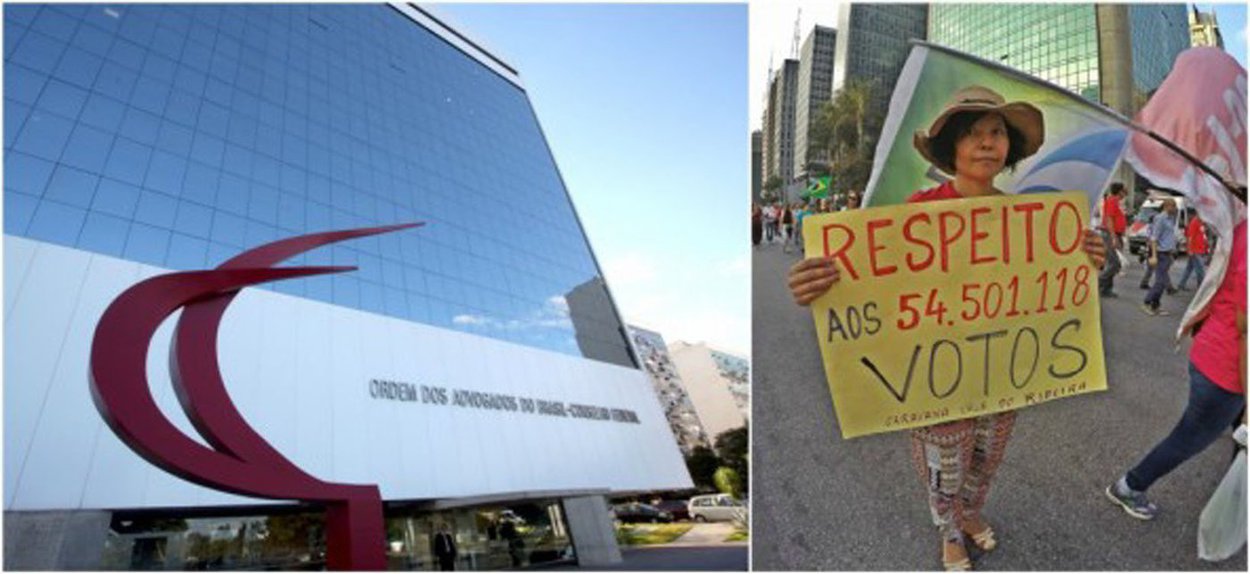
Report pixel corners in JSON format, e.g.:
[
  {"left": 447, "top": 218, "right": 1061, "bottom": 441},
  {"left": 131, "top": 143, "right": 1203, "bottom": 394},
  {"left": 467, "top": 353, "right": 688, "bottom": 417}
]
[{"left": 786, "top": 85, "right": 1107, "bottom": 571}]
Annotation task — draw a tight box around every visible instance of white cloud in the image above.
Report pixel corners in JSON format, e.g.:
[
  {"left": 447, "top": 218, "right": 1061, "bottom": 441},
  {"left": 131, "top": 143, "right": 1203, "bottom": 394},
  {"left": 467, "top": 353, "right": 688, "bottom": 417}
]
[{"left": 453, "top": 295, "right": 574, "bottom": 332}]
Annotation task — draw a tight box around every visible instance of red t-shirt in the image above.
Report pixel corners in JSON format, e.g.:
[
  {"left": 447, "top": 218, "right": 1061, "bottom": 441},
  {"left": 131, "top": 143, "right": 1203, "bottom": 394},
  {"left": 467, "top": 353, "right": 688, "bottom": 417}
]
[
  {"left": 907, "top": 180, "right": 963, "bottom": 204},
  {"left": 1186, "top": 218, "right": 1208, "bottom": 255},
  {"left": 1102, "top": 196, "right": 1127, "bottom": 234},
  {"left": 1190, "top": 221, "right": 1246, "bottom": 394}
]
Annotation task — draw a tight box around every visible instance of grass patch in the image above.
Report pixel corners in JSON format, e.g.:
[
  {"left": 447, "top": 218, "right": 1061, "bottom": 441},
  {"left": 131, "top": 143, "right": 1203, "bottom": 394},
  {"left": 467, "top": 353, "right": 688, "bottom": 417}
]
[
  {"left": 724, "top": 530, "right": 749, "bottom": 542},
  {"left": 615, "top": 524, "right": 693, "bottom": 546}
]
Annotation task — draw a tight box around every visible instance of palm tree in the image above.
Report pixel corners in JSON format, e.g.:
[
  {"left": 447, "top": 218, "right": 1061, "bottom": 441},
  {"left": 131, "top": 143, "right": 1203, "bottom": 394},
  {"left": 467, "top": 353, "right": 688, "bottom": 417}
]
[{"left": 811, "top": 80, "right": 882, "bottom": 195}]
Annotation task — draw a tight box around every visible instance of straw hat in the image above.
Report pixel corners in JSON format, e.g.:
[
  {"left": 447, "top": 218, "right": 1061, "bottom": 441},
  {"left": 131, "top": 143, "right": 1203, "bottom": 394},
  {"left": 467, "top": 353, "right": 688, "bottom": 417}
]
[{"left": 913, "top": 85, "right": 1045, "bottom": 175}]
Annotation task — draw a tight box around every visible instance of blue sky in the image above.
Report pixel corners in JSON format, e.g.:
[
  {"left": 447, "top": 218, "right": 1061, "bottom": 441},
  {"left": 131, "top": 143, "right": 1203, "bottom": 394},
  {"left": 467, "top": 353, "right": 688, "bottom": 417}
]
[
  {"left": 1209, "top": 2, "right": 1247, "bottom": 68},
  {"left": 432, "top": 4, "right": 751, "bottom": 355}
]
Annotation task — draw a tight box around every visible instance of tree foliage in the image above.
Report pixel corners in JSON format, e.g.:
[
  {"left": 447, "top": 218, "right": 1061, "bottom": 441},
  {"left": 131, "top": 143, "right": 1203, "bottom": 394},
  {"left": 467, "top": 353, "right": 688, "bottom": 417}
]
[
  {"left": 714, "top": 426, "right": 749, "bottom": 496},
  {"left": 713, "top": 466, "right": 743, "bottom": 499},
  {"left": 811, "top": 80, "right": 885, "bottom": 199},
  {"left": 684, "top": 446, "right": 721, "bottom": 491}
]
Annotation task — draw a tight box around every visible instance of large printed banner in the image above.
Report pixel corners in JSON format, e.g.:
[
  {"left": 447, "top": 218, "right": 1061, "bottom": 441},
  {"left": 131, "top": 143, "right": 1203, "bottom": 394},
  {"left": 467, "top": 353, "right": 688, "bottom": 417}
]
[
  {"left": 804, "top": 192, "right": 1107, "bottom": 438},
  {"left": 864, "top": 42, "right": 1131, "bottom": 212}
]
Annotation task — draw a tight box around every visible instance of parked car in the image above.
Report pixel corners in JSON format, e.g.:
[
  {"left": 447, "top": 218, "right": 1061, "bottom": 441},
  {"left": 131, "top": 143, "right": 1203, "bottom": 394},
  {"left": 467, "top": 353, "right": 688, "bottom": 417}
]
[
  {"left": 611, "top": 503, "right": 673, "bottom": 523},
  {"left": 653, "top": 499, "right": 691, "bottom": 521},
  {"left": 687, "top": 494, "right": 744, "bottom": 522},
  {"left": 1127, "top": 193, "right": 1189, "bottom": 256}
]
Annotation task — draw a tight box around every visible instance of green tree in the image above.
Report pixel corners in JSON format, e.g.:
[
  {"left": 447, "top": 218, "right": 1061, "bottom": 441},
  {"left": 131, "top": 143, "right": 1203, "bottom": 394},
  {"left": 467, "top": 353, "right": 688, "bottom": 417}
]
[
  {"left": 714, "top": 426, "right": 749, "bottom": 496},
  {"left": 811, "top": 80, "right": 884, "bottom": 197},
  {"left": 761, "top": 175, "right": 783, "bottom": 203},
  {"left": 684, "top": 446, "right": 721, "bottom": 491},
  {"left": 713, "top": 467, "right": 743, "bottom": 499}
]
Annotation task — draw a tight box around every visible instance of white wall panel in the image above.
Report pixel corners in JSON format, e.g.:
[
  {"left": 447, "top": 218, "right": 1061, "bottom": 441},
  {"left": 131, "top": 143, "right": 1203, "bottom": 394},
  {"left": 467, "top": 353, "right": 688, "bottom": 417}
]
[
  {"left": 5, "top": 242, "right": 91, "bottom": 508},
  {"left": 3, "top": 238, "right": 37, "bottom": 322},
  {"left": 5, "top": 236, "right": 692, "bottom": 511}
]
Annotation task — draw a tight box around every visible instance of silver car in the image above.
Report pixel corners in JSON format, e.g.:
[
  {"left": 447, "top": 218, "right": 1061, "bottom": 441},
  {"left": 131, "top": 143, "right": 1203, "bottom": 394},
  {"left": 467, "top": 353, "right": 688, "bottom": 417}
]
[{"left": 687, "top": 494, "right": 744, "bottom": 522}]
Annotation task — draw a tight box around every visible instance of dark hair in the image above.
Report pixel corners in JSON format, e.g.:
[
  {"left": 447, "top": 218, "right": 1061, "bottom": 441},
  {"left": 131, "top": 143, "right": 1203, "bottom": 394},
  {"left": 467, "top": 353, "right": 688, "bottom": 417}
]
[
  {"left": 929, "top": 111, "right": 1028, "bottom": 174},
  {"left": 1109, "top": 182, "right": 1127, "bottom": 196}
]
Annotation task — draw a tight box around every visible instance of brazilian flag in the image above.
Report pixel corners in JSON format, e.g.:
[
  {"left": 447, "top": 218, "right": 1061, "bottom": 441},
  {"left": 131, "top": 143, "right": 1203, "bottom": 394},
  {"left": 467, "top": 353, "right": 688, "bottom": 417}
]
[{"left": 801, "top": 176, "right": 830, "bottom": 200}]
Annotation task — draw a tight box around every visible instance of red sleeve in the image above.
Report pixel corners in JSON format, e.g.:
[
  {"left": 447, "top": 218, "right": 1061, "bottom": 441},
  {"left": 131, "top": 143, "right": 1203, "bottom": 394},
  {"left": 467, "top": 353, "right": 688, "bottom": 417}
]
[{"left": 1234, "top": 226, "right": 1246, "bottom": 314}]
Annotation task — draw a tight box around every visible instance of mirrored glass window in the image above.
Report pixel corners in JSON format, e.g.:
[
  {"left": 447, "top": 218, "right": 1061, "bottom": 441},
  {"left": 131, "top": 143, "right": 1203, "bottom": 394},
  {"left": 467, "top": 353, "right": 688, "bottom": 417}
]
[{"left": 4, "top": 4, "right": 633, "bottom": 366}]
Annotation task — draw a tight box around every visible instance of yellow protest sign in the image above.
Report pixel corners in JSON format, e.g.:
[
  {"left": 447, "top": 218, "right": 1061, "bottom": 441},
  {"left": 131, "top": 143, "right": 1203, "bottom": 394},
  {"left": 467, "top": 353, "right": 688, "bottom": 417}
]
[{"left": 803, "top": 191, "right": 1107, "bottom": 439}]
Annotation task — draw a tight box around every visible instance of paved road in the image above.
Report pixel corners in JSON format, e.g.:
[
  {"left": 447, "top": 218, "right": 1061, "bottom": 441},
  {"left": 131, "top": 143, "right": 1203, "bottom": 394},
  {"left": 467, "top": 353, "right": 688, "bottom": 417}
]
[{"left": 753, "top": 241, "right": 1246, "bottom": 571}]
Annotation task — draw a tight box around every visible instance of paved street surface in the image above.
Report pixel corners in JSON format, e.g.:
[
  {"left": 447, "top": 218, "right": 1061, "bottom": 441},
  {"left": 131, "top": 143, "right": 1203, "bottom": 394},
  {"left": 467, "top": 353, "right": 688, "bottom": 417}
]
[{"left": 753, "top": 240, "right": 1246, "bottom": 571}]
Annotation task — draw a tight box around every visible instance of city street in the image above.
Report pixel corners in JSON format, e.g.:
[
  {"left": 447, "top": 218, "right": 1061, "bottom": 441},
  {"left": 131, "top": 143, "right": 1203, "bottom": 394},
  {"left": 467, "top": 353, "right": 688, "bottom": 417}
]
[{"left": 752, "top": 239, "right": 1246, "bottom": 570}]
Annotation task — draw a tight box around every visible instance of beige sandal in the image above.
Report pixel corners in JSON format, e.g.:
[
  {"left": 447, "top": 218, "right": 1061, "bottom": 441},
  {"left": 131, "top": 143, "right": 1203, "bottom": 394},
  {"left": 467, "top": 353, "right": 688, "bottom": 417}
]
[
  {"left": 943, "top": 541, "right": 972, "bottom": 571},
  {"left": 963, "top": 525, "right": 997, "bottom": 552}
]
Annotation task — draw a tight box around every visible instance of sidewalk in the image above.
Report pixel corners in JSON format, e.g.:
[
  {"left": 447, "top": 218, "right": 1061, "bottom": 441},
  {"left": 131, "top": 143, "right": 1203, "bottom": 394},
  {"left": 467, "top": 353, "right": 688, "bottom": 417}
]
[{"left": 668, "top": 523, "right": 746, "bottom": 547}]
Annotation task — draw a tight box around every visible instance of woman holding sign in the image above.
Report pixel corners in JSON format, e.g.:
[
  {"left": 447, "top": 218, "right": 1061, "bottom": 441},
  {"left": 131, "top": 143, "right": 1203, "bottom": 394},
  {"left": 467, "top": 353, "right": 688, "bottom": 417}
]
[{"left": 788, "top": 85, "right": 1105, "bottom": 571}]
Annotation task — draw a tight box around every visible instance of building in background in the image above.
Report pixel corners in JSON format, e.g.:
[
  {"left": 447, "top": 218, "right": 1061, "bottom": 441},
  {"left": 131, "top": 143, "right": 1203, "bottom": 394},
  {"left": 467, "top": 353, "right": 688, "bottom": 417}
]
[
  {"left": 832, "top": 3, "right": 928, "bottom": 120},
  {"left": 1188, "top": 4, "right": 1224, "bottom": 49},
  {"left": 669, "top": 342, "right": 750, "bottom": 442},
  {"left": 628, "top": 326, "right": 711, "bottom": 455},
  {"left": 761, "top": 58, "right": 798, "bottom": 191},
  {"left": 793, "top": 25, "right": 836, "bottom": 181},
  {"left": 751, "top": 130, "right": 762, "bottom": 200},
  {"left": 927, "top": 4, "right": 1189, "bottom": 115},
  {"left": 3, "top": 3, "right": 690, "bottom": 570}
]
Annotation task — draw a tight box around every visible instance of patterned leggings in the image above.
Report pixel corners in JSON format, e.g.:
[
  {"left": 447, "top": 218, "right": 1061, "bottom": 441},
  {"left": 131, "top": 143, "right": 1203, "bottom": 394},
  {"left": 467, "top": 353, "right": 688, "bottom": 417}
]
[{"left": 908, "top": 410, "right": 1017, "bottom": 542}]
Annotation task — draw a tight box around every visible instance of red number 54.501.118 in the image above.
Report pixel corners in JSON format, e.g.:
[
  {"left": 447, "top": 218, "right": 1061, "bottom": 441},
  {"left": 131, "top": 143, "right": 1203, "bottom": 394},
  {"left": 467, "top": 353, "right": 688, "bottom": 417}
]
[{"left": 896, "top": 265, "right": 1093, "bottom": 331}]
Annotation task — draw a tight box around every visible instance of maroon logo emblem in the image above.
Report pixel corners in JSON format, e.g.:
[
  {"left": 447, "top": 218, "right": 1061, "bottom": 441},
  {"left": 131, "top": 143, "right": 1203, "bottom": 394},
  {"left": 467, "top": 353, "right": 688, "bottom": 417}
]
[{"left": 90, "top": 223, "right": 421, "bottom": 570}]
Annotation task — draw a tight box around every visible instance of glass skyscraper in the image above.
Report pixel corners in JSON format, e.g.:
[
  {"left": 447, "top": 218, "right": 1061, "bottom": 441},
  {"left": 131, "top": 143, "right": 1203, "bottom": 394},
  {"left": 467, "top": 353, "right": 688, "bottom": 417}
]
[
  {"left": 929, "top": 4, "right": 1101, "bottom": 101},
  {"left": 928, "top": 3, "right": 1190, "bottom": 107},
  {"left": 5, "top": 2, "right": 632, "bottom": 366},
  {"left": 832, "top": 3, "right": 929, "bottom": 119}
]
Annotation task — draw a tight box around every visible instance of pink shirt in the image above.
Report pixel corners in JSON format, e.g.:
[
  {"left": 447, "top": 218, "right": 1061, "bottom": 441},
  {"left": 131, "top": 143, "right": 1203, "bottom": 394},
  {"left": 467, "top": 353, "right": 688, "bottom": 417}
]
[{"left": 1190, "top": 221, "right": 1246, "bottom": 394}]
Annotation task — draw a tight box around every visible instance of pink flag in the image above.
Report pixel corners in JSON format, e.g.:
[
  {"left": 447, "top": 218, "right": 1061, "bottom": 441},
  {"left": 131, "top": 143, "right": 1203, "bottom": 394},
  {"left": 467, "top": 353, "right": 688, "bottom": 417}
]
[{"left": 1123, "top": 47, "right": 1246, "bottom": 340}]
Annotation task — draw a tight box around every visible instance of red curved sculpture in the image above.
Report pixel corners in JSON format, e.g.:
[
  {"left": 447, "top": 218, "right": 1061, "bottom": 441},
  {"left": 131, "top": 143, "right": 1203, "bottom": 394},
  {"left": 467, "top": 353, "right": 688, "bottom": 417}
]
[{"left": 89, "top": 223, "right": 422, "bottom": 570}]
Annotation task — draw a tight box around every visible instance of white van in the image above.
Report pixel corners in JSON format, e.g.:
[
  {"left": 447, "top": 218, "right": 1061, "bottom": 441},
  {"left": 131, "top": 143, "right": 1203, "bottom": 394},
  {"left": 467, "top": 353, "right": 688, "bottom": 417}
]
[
  {"left": 1127, "top": 192, "right": 1189, "bottom": 256},
  {"left": 687, "top": 494, "right": 744, "bottom": 522}
]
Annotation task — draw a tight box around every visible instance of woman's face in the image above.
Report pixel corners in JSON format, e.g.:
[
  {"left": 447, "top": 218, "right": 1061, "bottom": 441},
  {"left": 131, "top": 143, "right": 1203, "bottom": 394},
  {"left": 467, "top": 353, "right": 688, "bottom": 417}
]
[{"left": 953, "top": 113, "right": 1010, "bottom": 182}]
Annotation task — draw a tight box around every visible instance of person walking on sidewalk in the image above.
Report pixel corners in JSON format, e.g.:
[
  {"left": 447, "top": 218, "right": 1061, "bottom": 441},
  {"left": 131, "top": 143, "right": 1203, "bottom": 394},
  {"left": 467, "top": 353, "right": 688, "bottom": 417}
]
[
  {"left": 1098, "top": 183, "right": 1128, "bottom": 297},
  {"left": 788, "top": 85, "right": 1105, "bottom": 571},
  {"left": 1178, "top": 210, "right": 1209, "bottom": 290},
  {"left": 1108, "top": 220, "right": 1246, "bottom": 520},
  {"left": 1142, "top": 198, "right": 1179, "bottom": 316}
]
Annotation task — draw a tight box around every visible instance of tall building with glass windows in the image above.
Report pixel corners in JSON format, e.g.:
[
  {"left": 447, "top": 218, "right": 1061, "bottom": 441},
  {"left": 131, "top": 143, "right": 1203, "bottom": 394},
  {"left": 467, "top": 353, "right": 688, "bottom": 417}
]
[
  {"left": 793, "top": 25, "right": 836, "bottom": 181},
  {"left": 927, "top": 4, "right": 1189, "bottom": 113},
  {"left": 761, "top": 58, "right": 798, "bottom": 188},
  {"left": 1189, "top": 5, "right": 1224, "bottom": 49},
  {"left": 4, "top": 3, "right": 690, "bottom": 570},
  {"left": 832, "top": 3, "right": 928, "bottom": 120}
]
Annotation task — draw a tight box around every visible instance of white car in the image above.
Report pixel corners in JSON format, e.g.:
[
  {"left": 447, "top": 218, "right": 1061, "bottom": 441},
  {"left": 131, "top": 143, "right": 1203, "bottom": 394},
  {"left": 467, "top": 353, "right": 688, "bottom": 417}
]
[{"left": 687, "top": 494, "right": 744, "bottom": 522}]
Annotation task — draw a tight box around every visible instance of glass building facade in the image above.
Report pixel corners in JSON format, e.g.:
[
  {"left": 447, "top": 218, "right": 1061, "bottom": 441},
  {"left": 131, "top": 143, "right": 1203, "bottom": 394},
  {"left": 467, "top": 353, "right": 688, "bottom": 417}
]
[
  {"left": 793, "top": 25, "right": 835, "bottom": 179},
  {"left": 832, "top": 3, "right": 928, "bottom": 119},
  {"left": 4, "top": 3, "right": 633, "bottom": 366},
  {"left": 929, "top": 4, "right": 1101, "bottom": 101},
  {"left": 102, "top": 500, "right": 572, "bottom": 571},
  {"left": 928, "top": 4, "right": 1190, "bottom": 106},
  {"left": 1127, "top": 4, "right": 1190, "bottom": 96}
]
